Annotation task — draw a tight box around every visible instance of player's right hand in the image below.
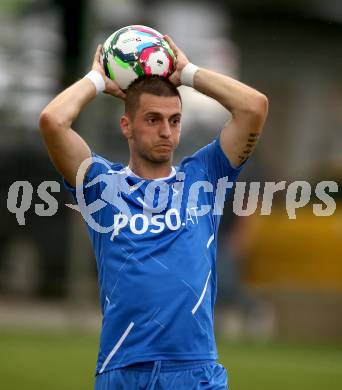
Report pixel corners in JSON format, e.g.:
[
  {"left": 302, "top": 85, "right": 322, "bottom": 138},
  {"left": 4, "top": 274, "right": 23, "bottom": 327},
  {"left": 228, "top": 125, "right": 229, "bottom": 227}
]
[{"left": 92, "top": 44, "right": 126, "bottom": 100}]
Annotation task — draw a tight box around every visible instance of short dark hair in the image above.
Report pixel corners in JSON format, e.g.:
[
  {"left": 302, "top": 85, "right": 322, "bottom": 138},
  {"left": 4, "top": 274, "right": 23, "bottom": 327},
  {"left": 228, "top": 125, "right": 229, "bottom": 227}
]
[{"left": 125, "top": 76, "right": 182, "bottom": 118}]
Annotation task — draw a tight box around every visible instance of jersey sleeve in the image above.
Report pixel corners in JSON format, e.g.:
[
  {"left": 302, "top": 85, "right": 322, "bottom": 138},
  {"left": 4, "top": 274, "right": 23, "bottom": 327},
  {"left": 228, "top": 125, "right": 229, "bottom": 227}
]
[
  {"left": 191, "top": 133, "right": 247, "bottom": 186},
  {"left": 63, "top": 152, "right": 114, "bottom": 204}
]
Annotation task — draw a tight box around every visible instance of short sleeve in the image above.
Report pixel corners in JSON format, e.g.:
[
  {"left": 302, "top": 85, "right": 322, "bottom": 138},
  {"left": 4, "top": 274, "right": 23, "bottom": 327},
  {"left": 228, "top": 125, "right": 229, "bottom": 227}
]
[
  {"left": 190, "top": 133, "right": 247, "bottom": 186},
  {"left": 63, "top": 152, "right": 119, "bottom": 205}
]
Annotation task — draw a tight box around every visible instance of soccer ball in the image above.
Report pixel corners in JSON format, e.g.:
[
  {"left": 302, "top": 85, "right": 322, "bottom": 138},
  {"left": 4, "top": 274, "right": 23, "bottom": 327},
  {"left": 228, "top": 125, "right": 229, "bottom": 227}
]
[{"left": 102, "top": 25, "right": 176, "bottom": 90}]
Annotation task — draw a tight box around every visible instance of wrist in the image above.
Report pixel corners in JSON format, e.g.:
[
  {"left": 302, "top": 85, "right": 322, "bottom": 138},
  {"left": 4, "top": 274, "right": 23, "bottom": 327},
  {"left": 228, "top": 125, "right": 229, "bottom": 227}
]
[
  {"left": 180, "top": 63, "right": 199, "bottom": 88},
  {"left": 84, "top": 70, "right": 105, "bottom": 95}
]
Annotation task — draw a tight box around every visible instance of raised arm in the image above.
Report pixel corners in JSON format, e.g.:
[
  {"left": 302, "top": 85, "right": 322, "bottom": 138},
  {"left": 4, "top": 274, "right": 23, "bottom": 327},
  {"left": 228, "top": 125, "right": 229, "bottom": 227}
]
[
  {"left": 39, "top": 45, "right": 125, "bottom": 187},
  {"left": 165, "top": 36, "right": 268, "bottom": 168}
]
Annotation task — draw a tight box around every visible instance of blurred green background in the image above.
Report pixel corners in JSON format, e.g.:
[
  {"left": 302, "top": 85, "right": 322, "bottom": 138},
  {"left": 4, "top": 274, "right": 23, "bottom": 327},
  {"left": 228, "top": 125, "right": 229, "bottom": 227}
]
[
  {"left": 0, "top": 0, "right": 341, "bottom": 389},
  {"left": 1, "top": 328, "right": 342, "bottom": 389}
]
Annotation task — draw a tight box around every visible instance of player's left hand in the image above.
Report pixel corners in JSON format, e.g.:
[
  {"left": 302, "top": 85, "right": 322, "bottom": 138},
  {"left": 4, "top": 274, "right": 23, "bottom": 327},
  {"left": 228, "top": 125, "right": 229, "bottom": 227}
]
[{"left": 164, "top": 35, "right": 189, "bottom": 87}]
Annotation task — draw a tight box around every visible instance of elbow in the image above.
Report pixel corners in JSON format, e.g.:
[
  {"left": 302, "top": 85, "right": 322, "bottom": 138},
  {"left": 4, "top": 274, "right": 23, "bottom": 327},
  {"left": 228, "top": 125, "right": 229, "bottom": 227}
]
[
  {"left": 39, "top": 110, "right": 66, "bottom": 134},
  {"left": 231, "top": 92, "right": 269, "bottom": 129},
  {"left": 257, "top": 93, "right": 269, "bottom": 117},
  {"left": 248, "top": 93, "right": 269, "bottom": 123}
]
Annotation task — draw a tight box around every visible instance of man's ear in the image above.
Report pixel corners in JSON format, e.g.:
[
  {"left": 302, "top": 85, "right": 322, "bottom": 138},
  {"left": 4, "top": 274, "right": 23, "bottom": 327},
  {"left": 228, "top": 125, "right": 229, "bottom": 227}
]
[{"left": 120, "top": 114, "right": 132, "bottom": 139}]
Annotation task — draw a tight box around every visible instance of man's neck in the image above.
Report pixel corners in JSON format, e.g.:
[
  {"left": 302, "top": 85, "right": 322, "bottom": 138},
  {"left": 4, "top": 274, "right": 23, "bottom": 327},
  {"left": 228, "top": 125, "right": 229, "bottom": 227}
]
[{"left": 128, "top": 158, "right": 174, "bottom": 180}]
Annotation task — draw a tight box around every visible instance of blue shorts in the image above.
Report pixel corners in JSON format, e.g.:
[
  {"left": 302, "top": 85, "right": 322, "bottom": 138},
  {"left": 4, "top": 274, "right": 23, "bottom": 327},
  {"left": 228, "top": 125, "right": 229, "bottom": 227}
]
[{"left": 95, "top": 360, "right": 228, "bottom": 389}]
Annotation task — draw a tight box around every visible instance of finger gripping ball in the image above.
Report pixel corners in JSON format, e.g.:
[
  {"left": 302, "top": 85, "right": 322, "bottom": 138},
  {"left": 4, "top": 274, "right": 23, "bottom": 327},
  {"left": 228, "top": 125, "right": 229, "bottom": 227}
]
[{"left": 102, "top": 25, "right": 176, "bottom": 90}]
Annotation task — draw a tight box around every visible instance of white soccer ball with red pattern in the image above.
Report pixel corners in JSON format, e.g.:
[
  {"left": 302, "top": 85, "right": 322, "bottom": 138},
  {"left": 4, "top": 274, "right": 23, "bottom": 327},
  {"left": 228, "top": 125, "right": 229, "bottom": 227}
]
[{"left": 102, "top": 25, "right": 176, "bottom": 90}]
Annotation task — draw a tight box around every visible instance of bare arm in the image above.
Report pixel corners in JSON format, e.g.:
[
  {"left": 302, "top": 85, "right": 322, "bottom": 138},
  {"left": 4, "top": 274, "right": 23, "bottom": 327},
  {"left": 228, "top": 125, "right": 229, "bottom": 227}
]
[
  {"left": 165, "top": 36, "right": 268, "bottom": 168},
  {"left": 39, "top": 45, "right": 125, "bottom": 187},
  {"left": 193, "top": 69, "right": 268, "bottom": 167}
]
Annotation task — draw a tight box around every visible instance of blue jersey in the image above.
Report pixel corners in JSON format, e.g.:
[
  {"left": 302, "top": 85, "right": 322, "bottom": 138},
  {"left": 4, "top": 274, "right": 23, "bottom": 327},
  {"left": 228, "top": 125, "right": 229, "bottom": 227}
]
[{"left": 64, "top": 136, "right": 244, "bottom": 375}]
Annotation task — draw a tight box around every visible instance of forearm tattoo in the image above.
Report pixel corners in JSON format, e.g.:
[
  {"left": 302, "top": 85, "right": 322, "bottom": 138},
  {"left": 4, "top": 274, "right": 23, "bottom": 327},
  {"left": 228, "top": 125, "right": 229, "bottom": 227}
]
[{"left": 238, "top": 132, "right": 259, "bottom": 163}]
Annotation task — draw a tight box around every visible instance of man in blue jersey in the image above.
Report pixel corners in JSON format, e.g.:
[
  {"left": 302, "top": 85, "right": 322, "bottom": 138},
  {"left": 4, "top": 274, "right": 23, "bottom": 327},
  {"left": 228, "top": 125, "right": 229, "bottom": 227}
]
[{"left": 39, "top": 35, "right": 268, "bottom": 389}]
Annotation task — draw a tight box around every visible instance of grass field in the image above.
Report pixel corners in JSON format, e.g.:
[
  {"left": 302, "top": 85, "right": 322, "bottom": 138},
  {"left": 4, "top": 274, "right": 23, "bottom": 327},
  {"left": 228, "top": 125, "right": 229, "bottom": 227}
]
[{"left": 0, "top": 328, "right": 342, "bottom": 390}]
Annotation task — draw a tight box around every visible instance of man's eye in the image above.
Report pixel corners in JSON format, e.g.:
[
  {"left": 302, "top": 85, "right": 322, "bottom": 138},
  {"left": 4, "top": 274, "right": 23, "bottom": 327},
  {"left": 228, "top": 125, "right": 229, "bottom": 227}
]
[
  {"left": 147, "top": 118, "right": 156, "bottom": 124},
  {"left": 171, "top": 119, "right": 180, "bottom": 125}
]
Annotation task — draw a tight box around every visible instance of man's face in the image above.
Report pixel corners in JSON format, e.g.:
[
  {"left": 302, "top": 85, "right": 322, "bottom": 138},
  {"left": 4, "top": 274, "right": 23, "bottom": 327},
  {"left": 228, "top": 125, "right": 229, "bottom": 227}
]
[{"left": 122, "top": 93, "right": 182, "bottom": 164}]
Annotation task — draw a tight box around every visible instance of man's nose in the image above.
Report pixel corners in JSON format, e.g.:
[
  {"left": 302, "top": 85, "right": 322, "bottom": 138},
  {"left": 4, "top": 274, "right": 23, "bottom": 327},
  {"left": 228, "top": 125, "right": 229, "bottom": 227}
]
[{"left": 159, "top": 120, "right": 172, "bottom": 137}]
